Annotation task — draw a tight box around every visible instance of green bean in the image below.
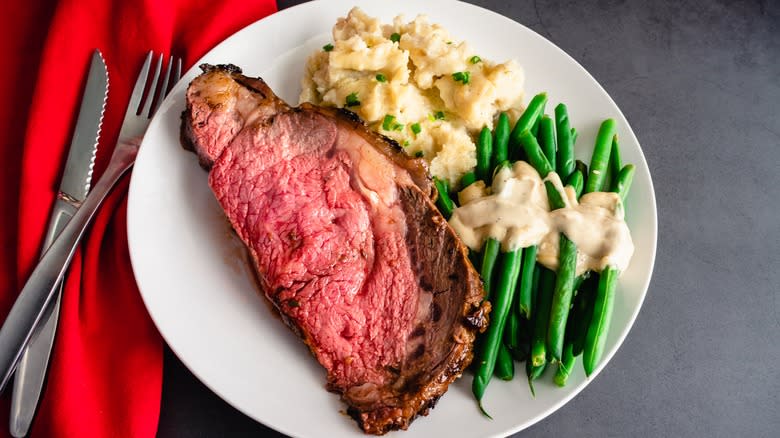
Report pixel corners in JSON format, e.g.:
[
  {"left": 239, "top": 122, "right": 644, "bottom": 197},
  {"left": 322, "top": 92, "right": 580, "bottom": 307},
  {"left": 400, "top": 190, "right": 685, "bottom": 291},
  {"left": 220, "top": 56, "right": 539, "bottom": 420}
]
[
  {"left": 506, "top": 272, "right": 526, "bottom": 362},
  {"left": 530, "top": 101, "right": 546, "bottom": 138},
  {"left": 566, "top": 169, "right": 584, "bottom": 199},
  {"left": 609, "top": 135, "right": 622, "bottom": 190},
  {"left": 527, "top": 355, "right": 546, "bottom": 378},
  {"left": 585, "top": 120, "right": 617, "bottom": 193},
  {"left": 518, "top": 129, "right": 578, "bottom": 363},
  {"left": 531, "top": 264, "right": 541, "bottom": 312},
  {"left": 583, "top": 266, "right": 618, "bottom": 376},
  {"left": 538, "top": 115, "right": 556, "bottom": 171},
  {"left": 564, "top": 271, "right": 592, "bottom": 363},
  {"left": 519, "top": 130, "right": 553, "bottom": 177},
  {"left": 570, "top": 275, "right": 597, "bottom": 356},
  {"left": 577, "top": 163, "right": 635, "bottom": 376},
  {"left": 554, "top": 343, "right": 576, "bottom": 387},
  {"left": 498, "top": 249, "right": 523, "bottom": 304},
  {"left": 580, "top": 159, "right": 635, "bottom": 376},
  {"left": 477, "top": 126, "right": 493, "bottom": 183},
  {"left": 527, "top": 265, "right": 541, "bottom": 319},
  {"left": 544, "top": 182, "right": 566, "bottom": 212},
  {"left": 472, "top": 249, "right": 523, "bottom": 409},
  {"left": 479, "top": 160, "right": 511, "bottom": 301},
  {"left": 509, "top": 93, "right": 548, "bottom": 157},
  {"left": 547, "top": 235, "right": 578, "bottom": 362},
  {"left": 504, "top": 301, "right": 521, "bottom": 354},
  {"left": 517, "top": 244, "right": 538, "bottom": 319},
  {"left": 480, "top": 238, "right": 501, "bottom": 300},
  {"left": 613, "top": 164, "right": 635, "bottom": 202},
  {"left": 461, "top": 171, "right": 477, "bottom": 189},
  {"left": 555, "top": 103, "right": 575, "bottom": 181},
  {"left": 492, "top": 113, "right": 510, "bottom": 172},
  {"left": 518, "top": 130, "right": 566, "bottom": 209},
  {"left": 526, "top": 273, "right": 547, "bottom": 395},
  {"left": 525, "top": 253, "right": 543, "bottom": 395},
  {"left": 551, "top": 274, "right": 591, "bottom": 376},
  {"left": 433, "top": 177, "right": 454, "bottom": 219},
  {"left": 530, "top": 268, "right": 555, "bottom": 367},
  {"left": 526, "top": 359, "right": 546, "bottom": 397},
  {"left": 495, "top": 343, "right": 515, "bottom": 381}
]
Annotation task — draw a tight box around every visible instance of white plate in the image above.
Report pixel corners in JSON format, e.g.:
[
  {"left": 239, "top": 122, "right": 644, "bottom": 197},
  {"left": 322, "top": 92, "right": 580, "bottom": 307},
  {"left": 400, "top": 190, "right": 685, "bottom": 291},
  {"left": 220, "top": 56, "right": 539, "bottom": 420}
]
[{"left": 127, "top": 1, "right": 657, "bottom": 436}]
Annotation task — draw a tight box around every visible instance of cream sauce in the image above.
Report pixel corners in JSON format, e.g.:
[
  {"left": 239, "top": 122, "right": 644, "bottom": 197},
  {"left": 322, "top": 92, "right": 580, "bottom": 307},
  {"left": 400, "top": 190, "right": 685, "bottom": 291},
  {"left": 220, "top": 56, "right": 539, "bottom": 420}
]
[
  {"left": 449, "top": 162, "right": 550, "bottom": 252},
  {"left": 449, "top": 164, "right": 634, "bottom": 275}
]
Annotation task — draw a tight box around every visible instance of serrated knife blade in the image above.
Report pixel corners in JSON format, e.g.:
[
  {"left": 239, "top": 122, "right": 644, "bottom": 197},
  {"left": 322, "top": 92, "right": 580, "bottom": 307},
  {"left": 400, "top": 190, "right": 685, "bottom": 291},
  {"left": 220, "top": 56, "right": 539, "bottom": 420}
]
[
  {"left": 8, "top": 49, "right": 108, "bottom": 438},
  {"left": 58, "top": 50, "right": 107, "bottom": 202}
]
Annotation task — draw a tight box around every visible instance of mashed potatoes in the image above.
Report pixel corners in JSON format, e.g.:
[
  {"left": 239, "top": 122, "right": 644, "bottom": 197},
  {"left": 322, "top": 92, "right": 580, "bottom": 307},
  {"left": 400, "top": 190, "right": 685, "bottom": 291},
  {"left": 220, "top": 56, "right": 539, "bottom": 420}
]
[{"left": 300, "top": 7, "right": 525, "bottom": 185}]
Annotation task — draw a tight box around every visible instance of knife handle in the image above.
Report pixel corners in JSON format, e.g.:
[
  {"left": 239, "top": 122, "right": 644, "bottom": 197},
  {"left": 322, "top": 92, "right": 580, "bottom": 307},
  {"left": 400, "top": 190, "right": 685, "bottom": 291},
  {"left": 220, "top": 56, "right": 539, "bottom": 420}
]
[
  {"left": 9, "top": 205, "right": 74, "bottom": 437},
  {"left": 9, "top": 289, "right": 62, "bottom": 437},
  {"left": 0, "top": 144, "right": 138, "bottom": 394}
]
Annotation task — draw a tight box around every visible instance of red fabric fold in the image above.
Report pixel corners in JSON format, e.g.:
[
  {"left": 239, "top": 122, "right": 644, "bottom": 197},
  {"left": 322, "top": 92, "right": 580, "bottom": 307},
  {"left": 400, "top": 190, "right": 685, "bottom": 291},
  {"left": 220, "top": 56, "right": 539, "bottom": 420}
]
[{"left": 1, "top": 0, "right": 278, "bottom": 436}]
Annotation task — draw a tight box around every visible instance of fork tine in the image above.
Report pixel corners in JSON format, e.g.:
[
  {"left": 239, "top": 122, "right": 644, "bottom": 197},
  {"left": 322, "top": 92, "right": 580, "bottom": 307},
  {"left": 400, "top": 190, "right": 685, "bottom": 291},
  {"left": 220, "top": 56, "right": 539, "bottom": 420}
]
[
  {"left": 174, "top": 58, "right": 182, "bottom": 85},
  {"left": 152, "top": 55, "right": 174, "bottom": 115},
  {"left": 141, "top": 53, "right": 163, "bottom": 118},
  {"left": 126, "top": 51, "right": 153, "bottom": 117}
]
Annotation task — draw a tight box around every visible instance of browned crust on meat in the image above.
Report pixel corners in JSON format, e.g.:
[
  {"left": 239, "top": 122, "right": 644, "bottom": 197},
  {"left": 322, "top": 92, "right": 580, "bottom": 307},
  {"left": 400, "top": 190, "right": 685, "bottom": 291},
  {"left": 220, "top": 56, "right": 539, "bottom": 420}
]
[
  {"left": 180, "top": 100, "right": 197, "bottom": 152},
  {"left": 180, "top": 64, "right": 290, "bottom": 169},
  {"left": 343, "top": 187, "right": 487, "bottom": 435}
]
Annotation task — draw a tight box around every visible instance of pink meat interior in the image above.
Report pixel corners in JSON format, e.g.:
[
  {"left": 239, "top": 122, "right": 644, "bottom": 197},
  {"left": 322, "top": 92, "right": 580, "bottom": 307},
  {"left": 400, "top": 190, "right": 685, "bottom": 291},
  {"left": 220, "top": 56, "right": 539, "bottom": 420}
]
[{"left": 209, "top": 110, "right": 421, "bottom": 390}]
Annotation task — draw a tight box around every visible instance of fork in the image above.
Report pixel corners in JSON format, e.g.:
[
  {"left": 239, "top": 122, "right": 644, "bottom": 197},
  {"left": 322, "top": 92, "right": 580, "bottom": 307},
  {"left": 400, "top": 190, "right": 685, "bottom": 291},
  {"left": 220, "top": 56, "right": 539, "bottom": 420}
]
[{"left": 0, "top": 51, "right": 182, "bottom": 393}]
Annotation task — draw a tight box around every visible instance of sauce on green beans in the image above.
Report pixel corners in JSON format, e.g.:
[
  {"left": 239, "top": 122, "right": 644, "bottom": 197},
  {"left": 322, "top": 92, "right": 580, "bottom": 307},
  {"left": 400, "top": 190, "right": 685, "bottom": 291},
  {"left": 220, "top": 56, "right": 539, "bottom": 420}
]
[
  {"left": 448, "top": 163, "right": 634, "bottom": 275},
  {"left": 538, "top": 192, "right": 634, "bottom": 274},
  {"left": 450, "top": 162, "right": 550, "bottom": 251}
]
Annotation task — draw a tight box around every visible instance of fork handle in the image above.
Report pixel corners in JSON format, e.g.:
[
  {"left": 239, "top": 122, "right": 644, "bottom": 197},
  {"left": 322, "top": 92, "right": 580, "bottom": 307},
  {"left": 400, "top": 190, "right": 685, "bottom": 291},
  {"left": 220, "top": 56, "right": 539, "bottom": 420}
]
[{"left": 0, "top": 145, "right": 138, "bottom": 394}]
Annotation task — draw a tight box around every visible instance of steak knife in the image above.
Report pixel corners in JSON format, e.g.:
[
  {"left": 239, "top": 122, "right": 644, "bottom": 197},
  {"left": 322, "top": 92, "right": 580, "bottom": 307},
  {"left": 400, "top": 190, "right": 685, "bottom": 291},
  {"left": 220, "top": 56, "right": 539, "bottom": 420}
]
[{"left": 8, "top": 49, "right": 108, "bottom": 438}]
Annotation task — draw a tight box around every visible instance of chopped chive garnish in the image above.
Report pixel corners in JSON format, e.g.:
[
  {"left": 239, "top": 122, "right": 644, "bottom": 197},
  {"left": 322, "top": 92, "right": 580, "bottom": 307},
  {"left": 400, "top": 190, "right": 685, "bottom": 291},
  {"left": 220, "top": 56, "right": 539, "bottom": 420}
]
[
  {"left": 434, "top": 111, "right": 445, "bottom": 120},
  {"left": 402, "top": 140, "right": 410, "bottom": 147},
  {"left": 469, "top": 55, "right": 481, "bottom": 64},
  {"left": 323, "top": 43, "right": 334, "bottom": 52},
  {"left": 382, "top": 115, "right": 404, "bottom": 131},
  {"left": 415, "top": 151, "right": 424, "bottom": 158},
  {"left": 345, "top": 92, "right": 360, "bottom": 107},
  {"left": 446, "top": 41, "right": 453, "bottom": 45},
  {"left": 410, "top": 123, "right": 421, "bottom": 135},
  {"left": 375, "top": 73, "right": 387, "bottom": 82},
  {"left": 452, "top": 71, "right": 471, "bottom": 84},
  {"left": 382, "top": 115, "right": 396, "bottom": 130},
  {"left": 390, "top": 33, "right": 401, "bottom": 43}
]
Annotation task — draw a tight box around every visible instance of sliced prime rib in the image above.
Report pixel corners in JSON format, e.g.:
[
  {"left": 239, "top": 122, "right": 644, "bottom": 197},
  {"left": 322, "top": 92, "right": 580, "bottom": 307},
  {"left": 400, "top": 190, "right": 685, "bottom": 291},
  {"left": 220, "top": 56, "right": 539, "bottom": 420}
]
[{"left": 181, "top": 64, "right": 489, "bottom": 435}]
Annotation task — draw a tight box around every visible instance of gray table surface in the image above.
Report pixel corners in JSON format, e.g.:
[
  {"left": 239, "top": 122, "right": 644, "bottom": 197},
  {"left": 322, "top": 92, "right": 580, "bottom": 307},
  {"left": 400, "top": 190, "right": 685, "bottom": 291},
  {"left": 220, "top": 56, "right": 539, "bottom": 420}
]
[{"left": 157, "top": 1, "right": 780, "bottom": 436}]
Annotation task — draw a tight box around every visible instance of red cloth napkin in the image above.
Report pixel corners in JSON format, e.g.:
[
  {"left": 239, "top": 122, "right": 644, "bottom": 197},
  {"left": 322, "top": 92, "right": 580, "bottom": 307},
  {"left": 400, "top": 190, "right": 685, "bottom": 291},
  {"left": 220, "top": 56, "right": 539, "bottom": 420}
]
[{"left": 0, "top": 0, "right": 278, "bottom": 436}]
